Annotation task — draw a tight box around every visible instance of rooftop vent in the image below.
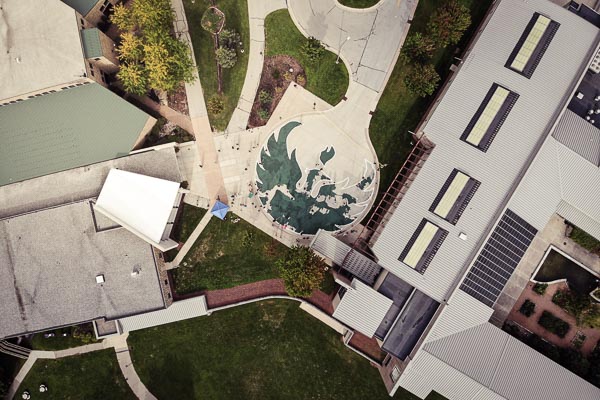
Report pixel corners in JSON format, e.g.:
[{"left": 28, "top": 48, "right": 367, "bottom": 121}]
[
  {"left": 459, "top": 232, "right": 468, "bottom": 241},
  {"left": 131, "top": 265, "right": 142, "bottom": 277},
  {"left": 95, "top": 274, "right": 105, "bottom": 284}
]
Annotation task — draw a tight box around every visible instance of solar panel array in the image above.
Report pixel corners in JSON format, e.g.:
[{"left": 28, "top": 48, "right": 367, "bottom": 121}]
[{"left": 460, "top": 209, "right": 537, "bottom": 307}]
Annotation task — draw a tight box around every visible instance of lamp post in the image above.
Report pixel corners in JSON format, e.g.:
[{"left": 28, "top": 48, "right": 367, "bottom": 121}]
[{"left": 336, "top": 36, "right": 351, "bottom": 64}]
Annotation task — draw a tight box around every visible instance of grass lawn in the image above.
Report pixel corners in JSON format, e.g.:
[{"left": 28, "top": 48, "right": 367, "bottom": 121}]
[
  {"left": 367, "top": 0, "right": 492, "bottom": 219},
  {"left": 338, "top": 0, "right": 380, "bottom": 8},
  {"left": 265, "top": 10, "right": 349, "bottom": 105},
  {"left": 171, "top": 212, "right": 286, "bottom": 294},
  {"left": 183, "top": 0, "right": 249, "bottom": 131},
  {"left": 129, "top": 300, "right": 445, "bottom": 400},
  {"left": 30, "top": 324, "right": 98, "bottom": 351},
  {"left": 16, "top": 350, "right": 135, "bottom": 400},
  {"left": 172, "top": 204, "right": 207, "bottom": 243},
  {"left": 570, "top": 226, "right": 600, "bottom": 254},
  {"left": 0, "top": 353, "right": 24, "bottom": 396}
]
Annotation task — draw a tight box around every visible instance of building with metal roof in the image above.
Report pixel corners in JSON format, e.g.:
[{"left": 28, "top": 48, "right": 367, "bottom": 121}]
[{"left": 313, "top": 0, "right": 600, "bottom": 398}]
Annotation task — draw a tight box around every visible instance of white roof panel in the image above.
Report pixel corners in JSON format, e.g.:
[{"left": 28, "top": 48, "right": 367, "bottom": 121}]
[
  {"left": 96, "top": 169, "right": 180, "bottom": 244},
  {"left": 119, "top": 296, "right": 208, "bottom": 332},
  {"left": 332, "top": 278, "right": 393, "bottom": 338}
]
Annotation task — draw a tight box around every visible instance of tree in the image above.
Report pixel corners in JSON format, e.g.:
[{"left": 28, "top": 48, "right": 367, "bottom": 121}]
[
  {"left": 118, "top": 63, "right": 148, "bottom": 96},
  {"left": 301, "top": 36, "right": 325, "bottom": 62},
  {"left": 276, "top": 246, "right": 325, "bottom": 297},
  {"left": 219, "top": 28, "right": 241, "bottom": 50},
  {"left": 427, "top": 0, "right": 471, "bottom": 47},
  {"left": 402, "top": 32, "right": 436, "bottom": 63},
  {"left": 207, "top": 95, "right": 224, "bottom": 114},
  {"left": 215, "top": 47, "right": 237, "bottom": 68},
  {"left": 404, "top": 63, "right": 440, "bottom": 97},
  {"left": 111, "top": 0, "right": 194, "bottom": 94}
]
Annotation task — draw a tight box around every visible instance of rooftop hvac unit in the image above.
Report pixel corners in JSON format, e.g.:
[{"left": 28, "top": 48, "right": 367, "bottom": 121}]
[{"left": 590, "top": 48, "right": 600, "bottom": 74}]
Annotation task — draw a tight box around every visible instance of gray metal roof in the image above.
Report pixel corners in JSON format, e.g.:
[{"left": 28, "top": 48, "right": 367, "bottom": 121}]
[
  {"left": 61, "top": 0, "right": 98, "bottom": 16},
  {"left": 81, "top": 28, "right": 103, "bottom": 59},
  {"left": 119, "top": 296, "right": 208, "bottom": 332},
  {"left": 332, "top": 278, "right": 393, "bottom": 338},
  {"left": 552, "top": 108, "right": 600, "bottom": 166},
  {"left": 421, "top": 323, "right": 600, "bottom": 400},
  {"left": 0, "top": 83, "right": 152, "bottom": 186},
  {"left": 0, "top": 199, "right": 166, "bottom": 339},
  {"left": 371, "top": 0, "right": 600, "bottom": 303}
]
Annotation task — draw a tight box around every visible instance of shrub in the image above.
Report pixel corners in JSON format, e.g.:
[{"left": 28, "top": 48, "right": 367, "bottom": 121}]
[
  {"left": 538, "top": 310, "right": 570, "bottom": 338},
  {"left": 276, "top": 246, "right": 326, "bottom": 297},
  {"left": 519, "top": 299, "right": 536, "bottom": 317},
  {"left": 533, "top": 282, "right": 548, "bottom": 295},
  {"left": 219, "top": 28, "right": 241, "bottom": 49},
  {"left": 207, "top": 96, "right": 224, "bottom": 114},
  {"left": 271, "top": 68, "right": 281, "bottom": 80},
  {"left": 215, "top": 47, "right": 237, "bottom": 68},
  {"left": 283, "top": 71, "right": 293, "bottom": 82},
  {"left": 274, "top": 86, "right": 284, "bottom": 95},
  {"left": 552, "top": 289, "right": 591, "bottom": 318},
  {"left": 296, "top": 74, "right": 306, "bottom": 86},
  {"left": 258, "top": 90, "right": 273, "bottom": 105},
  {"left": 404, "top": 63, "right": 440, "bottom": 97},
  {"left": 300, "top": 36, "right": 325, "bottom": 62},
  {"left": 570, "top": 226, "right": 600, "bottom": 253},
  {"left": 427, "top": 0, "right": 471, "bottom": 47},
  {"left": 402, "top": 32, "right": 437, "bottom": 63},
  {"left": 258, "top": 108, "right": 270, "bottom": 121}
]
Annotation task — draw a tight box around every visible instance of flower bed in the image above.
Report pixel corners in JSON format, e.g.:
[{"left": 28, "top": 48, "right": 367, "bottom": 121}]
[{"left": 538, "top": 310, "right": 570, "bottom": 338}]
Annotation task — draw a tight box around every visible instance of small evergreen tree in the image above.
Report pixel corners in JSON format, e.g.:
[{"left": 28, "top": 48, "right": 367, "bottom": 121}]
[
  {"left": 276, "top": 246, "right": 325, "bottom": 297},
  {"left": 427, "top": 0, "right": 471, "bottom": 47},
  {"left": 301, "top": 36, "right": 325, "bottom": 62},
  {"left": 404, "top": 63, "right": 440, "bottom": 97},
  {"left": 207, "top": 96, "right": 224, "bottom": 114},
  {"left": 215, "top": 47, "right": 238, "bottom": 68}
]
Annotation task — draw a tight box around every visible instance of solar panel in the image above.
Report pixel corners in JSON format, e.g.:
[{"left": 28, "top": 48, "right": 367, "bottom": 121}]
[
  {"left": 461, "top": 84, "right": 519, "bottom": 152},
  {"left": 460, "top": 209, "right": 537, "bottom": 307},
  {"left": 505, "top": 13, "right": 560, "bottom": 78}
]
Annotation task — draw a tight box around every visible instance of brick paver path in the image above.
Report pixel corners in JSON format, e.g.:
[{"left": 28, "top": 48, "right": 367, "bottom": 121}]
[
  {"left": 507, "top": 281, "right": 600, "bottom": 356},
  {"left": 205, "top": 279, "right": 287, "bottom": 308}
]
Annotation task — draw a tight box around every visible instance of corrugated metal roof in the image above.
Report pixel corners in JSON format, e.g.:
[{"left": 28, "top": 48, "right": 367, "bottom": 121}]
[
  {"left": 421, "top": 323, "right": 600, "bottom": 400},
  {"left": 119, "top": 296, "right": 208, "bottom": 332},
  {"left": 332, "top": 278, "right": 392, "bottom": 338},
  {"left": 61, "top": 0, "right": 98, "bottom": 16},
  {"left": 371, "top": 0, "right": 600, "bottom": 303},
  {"left": 552, "top": 109, "right": 600, "bottom": 166},
  {"left": 0, "top": 83, "right": 151, "bottom": 186},
  {"left": 310, "top": 230, "right": 381, "bottom": 284},
  {"left": 81, "top": 28, "right": 103, "bottom": 59}
]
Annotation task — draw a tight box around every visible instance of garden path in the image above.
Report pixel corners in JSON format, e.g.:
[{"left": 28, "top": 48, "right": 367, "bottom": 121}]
[{"left": 169, "top": 210, "right": 214, "bottom": 269}]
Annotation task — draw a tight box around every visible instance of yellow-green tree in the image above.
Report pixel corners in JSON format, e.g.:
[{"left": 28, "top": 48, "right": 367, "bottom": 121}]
[{"left": 276, "top": 246, "right": 326, "bottom": 297}]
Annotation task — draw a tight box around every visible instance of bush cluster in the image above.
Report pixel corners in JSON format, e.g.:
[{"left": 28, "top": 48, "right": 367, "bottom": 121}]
[
  {"left": 519, "top": 299, "right": 536, "bottom": 317},
  {"left": 538, "top": 310, "right": 570, "bottom": 338},
  {"left": 532, "top": 282, "right": 548, "bottom": 295}
]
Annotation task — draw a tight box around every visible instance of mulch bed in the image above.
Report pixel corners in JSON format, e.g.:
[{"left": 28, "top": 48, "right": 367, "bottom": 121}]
[
  {"left": 248, "top": 55, "right": 306, "bottom": 128},
  {"left": 167, "top": 83, "right": 190, "bottom": 116}
]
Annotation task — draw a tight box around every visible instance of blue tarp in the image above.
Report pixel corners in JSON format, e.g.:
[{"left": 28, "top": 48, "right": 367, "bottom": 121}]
[{"left": 211, "top": 200, "right": 229, "bottom": 220}]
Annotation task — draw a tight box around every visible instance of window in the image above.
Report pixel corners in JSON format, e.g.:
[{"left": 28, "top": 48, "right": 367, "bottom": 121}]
[
  {"left": 430, "top": 169, "right": 480, "bottom": 224},
  {"left": 506, "top": 13, "right": 559, "bottom": 78},
  {"left": 399, "top": 219, "right": 448, "bottom": 274},
  {"left": 391, "top": 366, "right": 401, "bottom": 382},
  {"left": 461, "top": 84, "right": 519, "bottom": 152}
]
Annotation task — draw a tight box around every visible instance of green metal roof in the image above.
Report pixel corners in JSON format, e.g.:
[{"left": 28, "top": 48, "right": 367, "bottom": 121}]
[
  {"left": 61, "top": 0, "right": 98, "bottom": 16},
  {"left": 0, "top": 83, "right": 152, "bottom": 186},
  {"left": 81, "top": 28, "right": 103, "bottom": 59}
]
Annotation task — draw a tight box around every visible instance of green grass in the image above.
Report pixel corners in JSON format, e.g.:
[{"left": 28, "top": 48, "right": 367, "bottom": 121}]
[
  {"left": 183, "top": 0, "right": 250, "bottom": 131},
  {"left": 0, "top": 353, "right": 24, "bottom": 396},
  {"left": 265, "top": 10, "right": 349, "bottom": 105},
  {"left": 367, "top": 0, "right": 492, "bottom": 220},
  {"left": 171, "top": 212, "right": 286, "bottom": 294},
  {"left": 16, "top": 350, "right": 135, "bottom": 400},
  {"left": 129, "top": 300, "right": 445, "bottom": 400},
  {"left": 338, "top": 0, "right": 380, "bottom": 8},
  {"left": 31, "top": 324, "right": 98, "bottom": 351},
  {"left": 172, "top": 204, "right": 207, "bottom": 243}
]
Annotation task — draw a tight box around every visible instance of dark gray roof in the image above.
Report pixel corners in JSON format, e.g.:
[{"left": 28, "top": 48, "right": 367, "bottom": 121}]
[
  {"left": 0, "top": 83, "right": 152, "bottom": 186},
  {"left": 61, "top": 0, "right": 98, "bottom": 16}
]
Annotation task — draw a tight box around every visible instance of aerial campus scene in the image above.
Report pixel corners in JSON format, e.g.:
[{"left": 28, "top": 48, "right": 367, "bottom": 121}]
[{"left": 3, "top": 0, "right": 600, "bottom": 399}]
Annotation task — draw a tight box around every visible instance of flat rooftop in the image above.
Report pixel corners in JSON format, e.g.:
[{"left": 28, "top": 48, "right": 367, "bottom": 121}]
[
  {"left": 0, "top": 199, "right": 166, "bottom": 339},
  {"left": 0, "top": 0, "right": 85, "bottom": 100}
]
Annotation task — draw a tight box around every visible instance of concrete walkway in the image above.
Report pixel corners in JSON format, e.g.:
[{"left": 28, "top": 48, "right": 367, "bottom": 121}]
[
  {"left": 226, "top": 0, "right": 287, "bottom": 133},
  {"left": 6, "top": 334, "right": 157, "bottom": 400},
  {"left": 171, "top": 0, "right": 228, "bottom": 205},
  {"left": 169, "top": 210, "right": 214, "bottom": 268}
]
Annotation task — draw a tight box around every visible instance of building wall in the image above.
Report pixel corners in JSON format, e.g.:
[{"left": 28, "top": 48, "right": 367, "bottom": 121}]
[{"left": 83, "top": 0, "right": 119, "bottom": 26}]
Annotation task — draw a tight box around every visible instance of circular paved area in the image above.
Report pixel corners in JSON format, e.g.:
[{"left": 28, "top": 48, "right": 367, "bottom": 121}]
[{"left": 255, "top": 116, "right": 376, "bottom": 235}]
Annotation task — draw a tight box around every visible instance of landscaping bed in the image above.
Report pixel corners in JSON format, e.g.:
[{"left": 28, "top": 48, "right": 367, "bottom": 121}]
[
  {"left": 183, "top": 0, "right": 250, "bottom": 131},
  {"left": 538, "top": 310, "right": 570, "bottom": 338},
  {"left": 17, "top": 350, "right": 134, "bottom": 400},
  {"left": 167, "top": 83, "right": 190, "bottom": 116},
  {"left": 569, "top": 225, "right": 600, "bottom": 255},
  {"left": 264, "top": 10, "right": 349, "bottom": 106},
  {"left": 128, "top": 300, "right": 445, "bottom": 400},
  {"left": 519, "top": 299, "right": 536, "bottom": 317},
  {"left": 338, "top": 0, "right": 380, "bottom": 8},
  {"left": 534, "top": 249, "right": 599, "bottom": 295},
  {"left": 248, "top": 55, "right": 306, "bottom": 127},
  {"left": 170, "top": 212, "right": 286, "bottom": 294},
  {"left": 142, "top": 118, "right": 194, "bottom": 148},
  {"left": 31, "top": 323, "right": 97, "bottom": 351}
]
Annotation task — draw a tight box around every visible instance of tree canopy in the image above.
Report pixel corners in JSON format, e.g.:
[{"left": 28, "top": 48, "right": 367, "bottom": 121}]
[
  {"left": 276, "top": 246, "right": 326, "bottom": 297},
  {"left": 111, "top": 0, "right": 195, "bottom": 94}
]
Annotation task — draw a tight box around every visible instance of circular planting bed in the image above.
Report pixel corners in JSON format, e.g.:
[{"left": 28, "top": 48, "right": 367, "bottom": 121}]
[{"left": 201, "top": 6, "right": 225, "bottom": 34}]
